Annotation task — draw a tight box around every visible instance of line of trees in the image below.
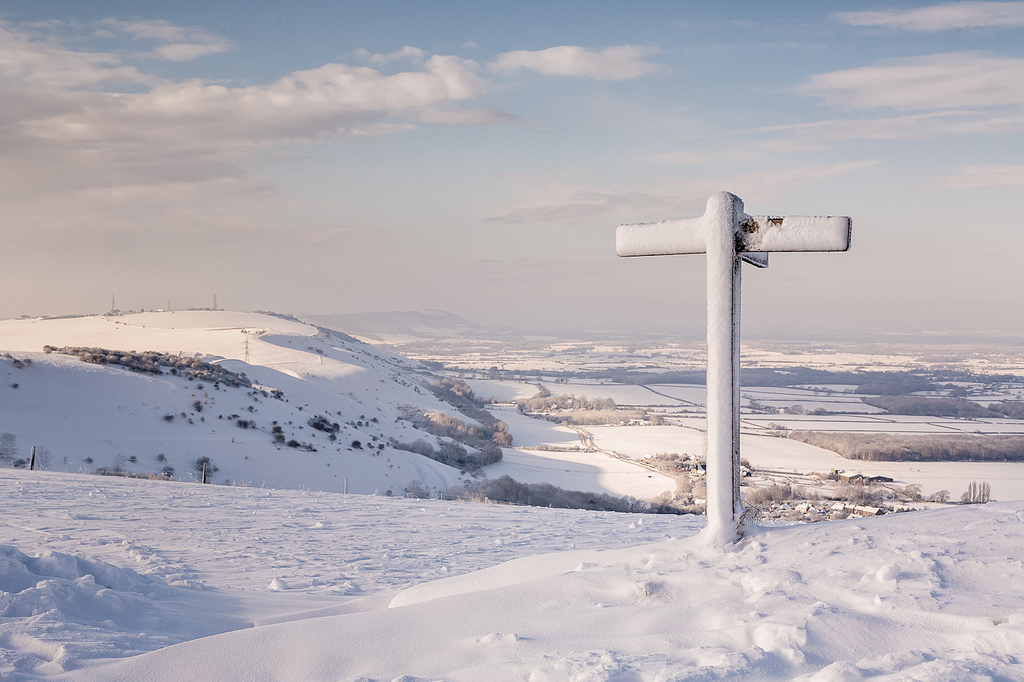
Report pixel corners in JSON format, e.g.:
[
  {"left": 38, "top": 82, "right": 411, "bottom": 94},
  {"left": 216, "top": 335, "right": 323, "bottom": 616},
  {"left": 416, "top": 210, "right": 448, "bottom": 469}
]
[
  {"left": 790, "top": 431, "right": 1024, "bottom": 462},
  {"left": 862, "top": 396, "right": 994, "bottom": 418},
  {"left": 441, "top": 475, "right": 690, "bottom": 514},
  {"left": 44, "top": 346, "right": 251, "bottom": 387}
]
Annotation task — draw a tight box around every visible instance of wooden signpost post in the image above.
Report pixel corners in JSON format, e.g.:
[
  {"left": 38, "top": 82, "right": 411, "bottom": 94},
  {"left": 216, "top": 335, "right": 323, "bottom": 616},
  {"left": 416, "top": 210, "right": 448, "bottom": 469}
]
[{"left": 617, "top": 191, "right": 852, "bottom": 543}]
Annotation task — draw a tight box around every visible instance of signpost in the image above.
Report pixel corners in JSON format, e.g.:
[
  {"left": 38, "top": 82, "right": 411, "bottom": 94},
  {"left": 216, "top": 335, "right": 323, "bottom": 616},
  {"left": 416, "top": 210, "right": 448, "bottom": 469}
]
[{"left": 617, "top": 191, "right": 851, "bottom": 543}]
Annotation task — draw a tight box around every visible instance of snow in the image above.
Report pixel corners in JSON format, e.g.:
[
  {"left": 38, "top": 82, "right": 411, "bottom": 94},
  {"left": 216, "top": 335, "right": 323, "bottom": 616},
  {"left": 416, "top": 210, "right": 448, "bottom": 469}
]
[
  {"left": 615, "top": 216, "right": 707, "bottom": 257},
  {"left": 744, "top": 215, "right": 851, "bottom": 252},
  {"left": 486, "top": 446, "right": 675, "bottom": 499},
  {"left": 3, "top": 468, "right": 1024, "bottom": 680},
  {"left": 6, "top": 310, "right": 1024, "bottom": 677},
  {"left": 480, "top": 407, "right": 677, "bottom": 498},
  {"left": 462, "top": 379, "right": 538, "bottom": 402}
]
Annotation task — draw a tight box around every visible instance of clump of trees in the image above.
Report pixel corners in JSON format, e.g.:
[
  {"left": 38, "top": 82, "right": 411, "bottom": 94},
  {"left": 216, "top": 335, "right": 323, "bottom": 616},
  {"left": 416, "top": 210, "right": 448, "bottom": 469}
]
[
  {"left": 518, "top": 393, "right": 617, "bottom": 413},
  {"left": 989, "top": 401, "right": 1024, "bottom": 419},
  {"left": 444, "top": 475, "right": 665, "bottom": 513},
  {"left": 516, "top": 391, "right": 656, "bottom": 426},
  {"left": 392, "top": 437, "right": 501, "bottom": 472},
  {"left": 745, "top": 483, "right": 800, "bottom": 507},
  {"left": 790, "top": 431, "right": 1024, "bottom": 462},
  {"left": 44, "top": 346, "right": 251, "bottom": 387},
  {"left": 962, "top": 481, "right": 992, "bottom": 504},
  {"left": 395, "top": 407, "right": 510, "bottom": 471}
]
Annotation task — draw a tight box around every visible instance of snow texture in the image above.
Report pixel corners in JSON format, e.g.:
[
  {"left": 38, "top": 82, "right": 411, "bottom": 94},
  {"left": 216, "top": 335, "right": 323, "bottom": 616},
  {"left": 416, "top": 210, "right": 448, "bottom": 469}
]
[
  {"left": 743, "top": 215, "right": 851, "bottom": 253},
  {"left": 2, "top": 468, "right": 1023, "bottom": 680}
]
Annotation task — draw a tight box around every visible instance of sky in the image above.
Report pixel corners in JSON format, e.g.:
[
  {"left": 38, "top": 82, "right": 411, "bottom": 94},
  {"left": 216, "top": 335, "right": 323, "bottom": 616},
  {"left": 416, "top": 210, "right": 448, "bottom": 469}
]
[{"left": 2, "top": 1, "right": 1023, "bottom": 339}]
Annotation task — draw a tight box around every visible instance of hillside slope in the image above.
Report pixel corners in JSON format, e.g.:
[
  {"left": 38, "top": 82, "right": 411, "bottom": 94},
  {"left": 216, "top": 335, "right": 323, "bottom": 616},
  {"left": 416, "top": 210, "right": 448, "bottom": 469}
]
[{"left": 0, "top": 311, "right": 484, "bottom": 495}]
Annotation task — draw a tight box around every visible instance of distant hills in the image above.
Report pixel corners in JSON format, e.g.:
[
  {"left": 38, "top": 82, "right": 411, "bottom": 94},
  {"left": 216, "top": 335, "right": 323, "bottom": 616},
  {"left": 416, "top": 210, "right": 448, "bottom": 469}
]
[{"left": 301, "top": 310, "right": 482, "bottom": 341}]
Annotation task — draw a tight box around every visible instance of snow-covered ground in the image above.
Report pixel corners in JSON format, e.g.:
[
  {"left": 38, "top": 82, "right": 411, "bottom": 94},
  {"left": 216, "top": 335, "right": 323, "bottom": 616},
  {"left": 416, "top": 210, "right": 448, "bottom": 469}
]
[{"left": 2, "top": 468, "right": 1023, "bottom": 680}]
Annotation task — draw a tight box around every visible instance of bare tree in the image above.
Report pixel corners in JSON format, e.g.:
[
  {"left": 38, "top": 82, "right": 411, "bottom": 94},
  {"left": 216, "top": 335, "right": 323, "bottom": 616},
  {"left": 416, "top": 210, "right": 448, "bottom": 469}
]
[
  {"left": 34, "top": 446, "right": 52, "bottom": 471},
  {"left": 0, "top": 433, "right": 16, "bottom": 465},
  {"left": 961, "top": 481, "right": 992, "bottom": 504}
]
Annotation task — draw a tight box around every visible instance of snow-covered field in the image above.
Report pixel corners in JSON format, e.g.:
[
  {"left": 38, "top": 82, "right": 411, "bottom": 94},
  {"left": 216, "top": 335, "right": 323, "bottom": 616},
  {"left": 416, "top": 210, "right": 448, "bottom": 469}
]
[
  {"left": 3, "top": 469, "right": 1024, "bottom": 680},
  {"left": 584, "top": 424, "right": 1024, "bottom": 502}
]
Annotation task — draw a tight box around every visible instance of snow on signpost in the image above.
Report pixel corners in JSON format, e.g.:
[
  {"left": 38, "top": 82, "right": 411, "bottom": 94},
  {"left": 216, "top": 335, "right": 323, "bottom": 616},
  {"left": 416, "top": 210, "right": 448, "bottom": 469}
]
[{"left": 617, "top": 191, "right": 851, "bottom": 544}]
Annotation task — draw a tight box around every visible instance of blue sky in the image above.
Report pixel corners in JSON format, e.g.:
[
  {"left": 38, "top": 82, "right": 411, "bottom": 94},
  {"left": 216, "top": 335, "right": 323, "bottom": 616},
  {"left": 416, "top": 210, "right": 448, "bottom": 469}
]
[{"left": 2, "top": 1, "right": 1023, "bottom": 338}]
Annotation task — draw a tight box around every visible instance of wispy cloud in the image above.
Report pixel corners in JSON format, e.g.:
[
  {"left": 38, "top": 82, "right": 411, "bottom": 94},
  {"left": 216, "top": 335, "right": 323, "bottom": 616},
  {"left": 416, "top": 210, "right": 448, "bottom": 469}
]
[
  {"left": 0, "top": 23, "right": 157, "bottom": 89},
  {"left": 414, "top": 106, "right": 521, "bottom": 126},
  {"left": 797, "top": 52, "right": 1024, "bottom": 110},
  {"left": 100, "top": 19, "right": 234, "bottom": 61},
  {"left": 941, "top": 165, "right": 1024, "bottom": 187},
  {"left": 489, "top": 45, "right": 662, "bottom": 80},
  {"left": 752, "top": 110, "right": 1024, "bottom": 142},
  {"left": 353, "top": 45, "right": 426, "bottom": 65},
  {"left": 837, "top": 2, "right": 1024, "bottom": 31},
  {"left": 490, "top": 162, "right": 874, "bottom": 225}
]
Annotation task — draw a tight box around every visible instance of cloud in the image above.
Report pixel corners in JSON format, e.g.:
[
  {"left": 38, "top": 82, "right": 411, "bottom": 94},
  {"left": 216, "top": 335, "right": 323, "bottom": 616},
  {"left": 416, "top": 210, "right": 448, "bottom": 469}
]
[
  {"left": 941, "top": 165, "right": 1024, "bottom": 187},
  {"left": 100, "top": 19, "right": 234, "bottom": 61},
  {"left": 414, "top": 106, "right": 521, "bottom": 126},
  {"left": 751, "top": 110, "right": 1024, "bottom": 141},
  {"left": 154, "top": 42, "right": 232, "bottom": 61},
  {"left": 0, "top": 22, "right": 517, "bottom": 238},
  {"left": 0, "top": 23, "right": 157, "bottom": 89},
  {"left": 14, "top": 54, "right": 489, "bottom": 170},
  {"left": 354, "top": 45, "right": 425, "bottom": 65},
  {"left": 797, "top": 52, "right": 1024, "bottom": 110},
  {"left": 490, "top": 162, "right": 874, "bottom": 225},
  {"left": 489, "top": 45, "right": 661, "bottom": 80},
  {"left": 837, "top": 2, "right": 1024, "bottom": 30}
]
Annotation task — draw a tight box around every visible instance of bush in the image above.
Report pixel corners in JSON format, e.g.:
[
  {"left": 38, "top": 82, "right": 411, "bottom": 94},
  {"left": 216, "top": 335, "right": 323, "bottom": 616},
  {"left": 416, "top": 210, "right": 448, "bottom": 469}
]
[
  {"left": 308, "top": 415, "right": 340, "bottom": 434},
  {"left": 404, "top": 480, "right": 431, "bottom": 499},
  {"left": 744, "top": 484, "right": 794, "bottom": 507},
  {"left": 193, "top": 456, "right": 218, "bottom": 477}
]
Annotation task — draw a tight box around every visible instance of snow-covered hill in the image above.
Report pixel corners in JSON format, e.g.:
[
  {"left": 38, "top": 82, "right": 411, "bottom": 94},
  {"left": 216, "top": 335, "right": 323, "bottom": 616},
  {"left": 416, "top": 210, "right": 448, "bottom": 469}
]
[
  {"left": 1, "top": 469, "right": 1022, "bottom": 680},
  {"left": 0, "top": 311, "right": 486, "bottom": 496}
]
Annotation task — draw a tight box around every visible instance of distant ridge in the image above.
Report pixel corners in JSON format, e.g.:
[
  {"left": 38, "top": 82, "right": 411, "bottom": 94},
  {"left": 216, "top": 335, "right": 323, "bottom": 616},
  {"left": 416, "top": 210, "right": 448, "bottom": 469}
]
[{"left": 302, "top": 310, "right": 482, "bottom": 339}]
